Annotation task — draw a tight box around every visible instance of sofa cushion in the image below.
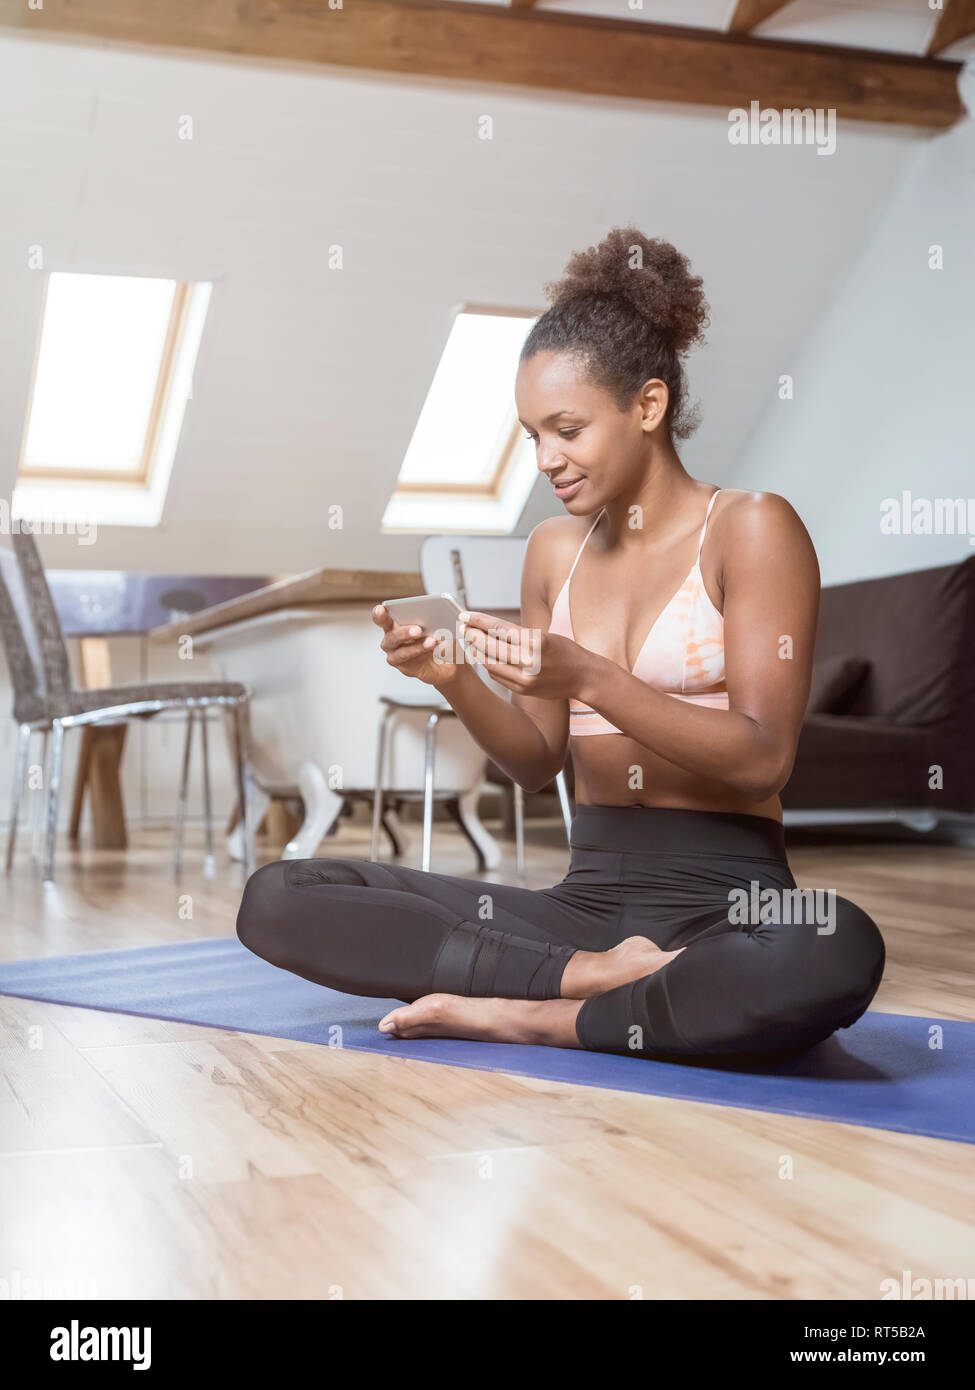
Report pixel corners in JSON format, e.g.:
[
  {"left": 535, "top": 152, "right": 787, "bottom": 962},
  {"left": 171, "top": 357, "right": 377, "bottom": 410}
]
[
  {"left": 782, "top": 715, "right": 937, "bottom": 810},
  {"left": 807, "top": 656, "right": 870, "bottom": 715},
  {"left": 815, "top": 556, "right": 975, "bottom": 727}
]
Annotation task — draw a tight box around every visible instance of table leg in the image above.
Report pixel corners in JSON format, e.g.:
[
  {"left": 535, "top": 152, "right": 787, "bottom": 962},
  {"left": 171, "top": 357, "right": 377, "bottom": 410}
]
[
  {"left": 88, "top": 725, "right": 128, "bottom": 850},
  {"left": 73, "top": 637, "right": 129, "bottom": 850}
]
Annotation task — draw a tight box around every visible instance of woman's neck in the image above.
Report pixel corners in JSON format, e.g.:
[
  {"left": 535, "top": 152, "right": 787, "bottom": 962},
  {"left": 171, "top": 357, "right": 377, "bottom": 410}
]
[{"left": 598, "top": 453, "right": 712, "bottom": 550}]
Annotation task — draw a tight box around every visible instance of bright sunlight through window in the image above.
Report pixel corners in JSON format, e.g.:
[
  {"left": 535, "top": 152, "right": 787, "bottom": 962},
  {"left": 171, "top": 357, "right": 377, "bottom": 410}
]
[
  {"left": 382, "top": 306, "right": 539, "bottom": 533},
  {"left": 20, "top": 272, "right": 195, "bottom": 483}
]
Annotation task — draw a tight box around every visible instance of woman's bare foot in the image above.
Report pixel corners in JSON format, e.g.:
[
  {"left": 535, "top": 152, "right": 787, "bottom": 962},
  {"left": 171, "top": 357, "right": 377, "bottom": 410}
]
[
  {"left": 378, "top": 994, "right": 584, "bottom": 1048},
  {"left": 560, "top": 936, "right": 685, "bottom": 999}
]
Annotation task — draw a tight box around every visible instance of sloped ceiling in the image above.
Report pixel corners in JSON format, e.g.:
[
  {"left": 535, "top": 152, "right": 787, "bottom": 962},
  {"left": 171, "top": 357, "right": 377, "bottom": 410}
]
[{"left": 0, "top": 7, "right": 966, "bottom": 572}]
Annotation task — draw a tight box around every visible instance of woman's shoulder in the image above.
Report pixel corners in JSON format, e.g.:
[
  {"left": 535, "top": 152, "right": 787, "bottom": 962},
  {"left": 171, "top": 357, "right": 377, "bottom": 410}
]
[
  {"left": 522, "top": 513, "right": 602, "bottom": 607},
  {"left": 709, "top": 489, "right": 818, "bottom": 585},
  {"left": 712, "top": 488, "right": 808, "bottom": 542},
  {"left": 525, "top": 512, "right": 601, "bottom": 565}
]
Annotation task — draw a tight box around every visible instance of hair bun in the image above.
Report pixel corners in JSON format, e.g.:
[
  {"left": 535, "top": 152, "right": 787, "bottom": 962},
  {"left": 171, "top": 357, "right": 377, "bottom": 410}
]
[{"left": 544, "top": 226, "right": 709, "bottom": 356}]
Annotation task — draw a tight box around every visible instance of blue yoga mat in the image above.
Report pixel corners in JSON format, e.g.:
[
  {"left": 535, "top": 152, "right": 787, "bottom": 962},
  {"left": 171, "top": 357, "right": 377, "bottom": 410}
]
[{"left": 0, "top": 937, "right": 971, "bottom": 1145}]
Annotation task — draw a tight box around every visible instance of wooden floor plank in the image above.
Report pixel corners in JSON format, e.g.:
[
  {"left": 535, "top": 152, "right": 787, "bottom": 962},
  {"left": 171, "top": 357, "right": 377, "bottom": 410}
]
[
  {"left": 0, "top": 995, "right": 156, "bottom": 1155},
  {"left": 0, "top": 814, "right": 972, "bottom": 1298}
]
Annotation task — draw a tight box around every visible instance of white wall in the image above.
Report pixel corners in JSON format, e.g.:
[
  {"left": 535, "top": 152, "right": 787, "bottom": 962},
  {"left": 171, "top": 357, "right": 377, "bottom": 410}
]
[
  {"left": 727, "top": 70, "right": 975, "bottom": 586},
  {"left": 0, "top": 34, "right": 929, "bottom": 577}
]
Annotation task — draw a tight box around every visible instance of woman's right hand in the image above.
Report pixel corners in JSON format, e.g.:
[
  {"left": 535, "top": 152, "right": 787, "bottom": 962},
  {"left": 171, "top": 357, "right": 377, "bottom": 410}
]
[{"left": 371, "top": 605, "right": 464, "bottom": 687}]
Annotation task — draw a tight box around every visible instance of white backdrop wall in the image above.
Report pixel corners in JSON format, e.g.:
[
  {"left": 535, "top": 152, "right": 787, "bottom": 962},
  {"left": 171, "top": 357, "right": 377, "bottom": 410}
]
[
  {"left": 0, "top": 34, "right": 933, "bottom": 578},
  {"left": 726, "top": 73, "right": 975, "bottom": 586}
]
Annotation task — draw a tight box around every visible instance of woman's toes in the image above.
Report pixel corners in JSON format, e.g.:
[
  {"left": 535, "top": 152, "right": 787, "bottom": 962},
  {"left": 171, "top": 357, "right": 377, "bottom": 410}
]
[
  {"left": 378, "top": 1007, "right": 407, "bottom": 1034},
  {"left": 379, "top": 993, "right": 452, "bottom": 1037}
]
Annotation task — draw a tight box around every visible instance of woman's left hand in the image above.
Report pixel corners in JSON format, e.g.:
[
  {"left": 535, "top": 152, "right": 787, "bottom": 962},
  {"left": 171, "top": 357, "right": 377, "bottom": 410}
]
[{"left": 458, "top": 610, "right": 593, "bottom": 700}]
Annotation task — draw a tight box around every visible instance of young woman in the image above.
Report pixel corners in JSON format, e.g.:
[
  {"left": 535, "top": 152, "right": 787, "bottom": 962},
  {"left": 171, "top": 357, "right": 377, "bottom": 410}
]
[{"left": 237, "top": 227, "right": 885, "bottom": 1063}]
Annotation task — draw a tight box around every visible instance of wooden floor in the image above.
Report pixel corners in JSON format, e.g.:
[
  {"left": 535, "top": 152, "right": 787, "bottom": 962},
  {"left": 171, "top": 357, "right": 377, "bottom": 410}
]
[{"left": 1, "top": 811, "right": 972, "bottom": 1300}]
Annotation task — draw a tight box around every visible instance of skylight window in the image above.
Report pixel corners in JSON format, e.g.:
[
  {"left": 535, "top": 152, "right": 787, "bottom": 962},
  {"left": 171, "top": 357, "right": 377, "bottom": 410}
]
[
  {"left": 15, "top": 271, "right": 211, "bottom": 527},
  {"left": 382, "top": 306, "right": 541, "bottom": 533},
  {"left": 20, "top": 273, "right": 196, "bottom": 486}
]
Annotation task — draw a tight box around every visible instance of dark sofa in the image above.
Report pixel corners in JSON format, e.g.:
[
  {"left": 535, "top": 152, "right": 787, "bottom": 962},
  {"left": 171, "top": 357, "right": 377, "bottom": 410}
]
[{"left": 781, "top": 554, "right": 975, "bottom": 830}]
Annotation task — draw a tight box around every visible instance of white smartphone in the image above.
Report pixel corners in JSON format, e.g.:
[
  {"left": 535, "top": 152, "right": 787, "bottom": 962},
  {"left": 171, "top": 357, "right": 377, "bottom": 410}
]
[{"left": 381, "top": 592, "right": 465, "bottom": 632}]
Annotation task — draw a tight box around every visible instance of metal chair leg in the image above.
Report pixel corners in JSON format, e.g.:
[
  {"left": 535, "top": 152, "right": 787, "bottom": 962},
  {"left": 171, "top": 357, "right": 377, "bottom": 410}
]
[
  {"left": 173, "top": 710, "right": 194, "bottom": 876},
  {"left": 5, "top": 723, "right": 31, "bottom": 872},
  {"left": 513, "top": 780, "right": 525, "bottom": 875},
  {"left": 421, "top": 711, "right": 439, "bottom": 872},
  {"left": 42, "top": 720, "right": 64, "bottom": 884},
  {"left": 230, "top": 703, "right": 254, "bottom": 878},
  {"left": 370, "top": 704, "right": 394, "bottom": 862},
  {"left": 200, "top": 712, "right": 215, "bottom": 878},
  {"left": 555, "top": 769, "right": 573, "bottom": 842},
  {"left": 31, "top": 728, "right": 49, "bottom": 862}
]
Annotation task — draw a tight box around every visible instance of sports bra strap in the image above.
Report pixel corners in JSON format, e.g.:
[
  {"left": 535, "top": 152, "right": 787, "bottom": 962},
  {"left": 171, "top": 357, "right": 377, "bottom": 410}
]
[
  {"left": 695, "top": 489, "right": 721, "bottom": 563},
  {"left": 565, "top": 508, "right": 605, "bottom": 582},
  {"left": 565, "top": 492, "right": 718, "bottom": 579}
]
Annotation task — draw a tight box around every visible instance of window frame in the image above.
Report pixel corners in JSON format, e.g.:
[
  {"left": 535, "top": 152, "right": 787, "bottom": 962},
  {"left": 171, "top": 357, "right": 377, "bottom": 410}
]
[
  {"left": 17, "top": 273, "right": 194, "bottom": 490},
  {"left": 388, "top": 301, "right": 541, "bottom": 503}
]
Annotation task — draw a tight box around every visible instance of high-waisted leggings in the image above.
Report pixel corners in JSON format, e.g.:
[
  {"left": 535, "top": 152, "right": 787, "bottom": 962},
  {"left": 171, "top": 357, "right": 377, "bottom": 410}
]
[{"left": 235, "top": 805, "right": 886, "bottom": 1061}]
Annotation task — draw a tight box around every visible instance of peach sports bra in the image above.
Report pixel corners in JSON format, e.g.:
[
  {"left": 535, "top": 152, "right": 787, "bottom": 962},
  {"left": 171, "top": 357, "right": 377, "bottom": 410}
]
[{"left": 548, "top": 488, "right": 729, "bottom": 736}]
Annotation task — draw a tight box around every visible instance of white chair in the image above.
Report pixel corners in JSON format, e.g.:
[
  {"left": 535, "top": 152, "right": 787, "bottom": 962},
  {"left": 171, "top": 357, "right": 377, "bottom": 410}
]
[{"left": 369, "top": 535, "right": 572, "bottom": 874}]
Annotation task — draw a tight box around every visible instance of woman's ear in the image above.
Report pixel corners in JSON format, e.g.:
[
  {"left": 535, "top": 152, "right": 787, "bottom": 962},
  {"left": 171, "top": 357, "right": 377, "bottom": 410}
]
[{"left": 638, "top": 377, "right": 670, "bottom": 433}]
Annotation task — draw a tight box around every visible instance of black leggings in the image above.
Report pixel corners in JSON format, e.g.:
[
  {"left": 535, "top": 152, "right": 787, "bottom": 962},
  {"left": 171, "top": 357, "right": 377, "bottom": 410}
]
[{"left": 236, "top": 805, "right": 886, "bottom": 1062}]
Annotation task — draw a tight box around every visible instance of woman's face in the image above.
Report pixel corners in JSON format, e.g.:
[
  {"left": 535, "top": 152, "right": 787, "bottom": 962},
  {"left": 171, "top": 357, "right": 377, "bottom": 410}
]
[{"left": 515, "top": 349, "right": 665, "bottom": 514}]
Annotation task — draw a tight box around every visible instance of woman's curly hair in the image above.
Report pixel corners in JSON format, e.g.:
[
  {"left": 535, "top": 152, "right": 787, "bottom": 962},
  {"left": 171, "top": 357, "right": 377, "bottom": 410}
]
[{"left": 520, "top": 227, "right": 710, "bottom": 439}]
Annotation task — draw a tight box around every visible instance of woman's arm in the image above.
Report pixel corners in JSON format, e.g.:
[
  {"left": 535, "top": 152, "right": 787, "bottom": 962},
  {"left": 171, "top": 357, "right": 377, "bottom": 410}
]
[
  {"left": 431, "top": 520, "right": 569, "bottom": 791},
  {"left": 376, "top": 521, "right": 570, "bottom": 792},
  {"left": 469, "top": 493, "right": 820, "bottom": 801}
]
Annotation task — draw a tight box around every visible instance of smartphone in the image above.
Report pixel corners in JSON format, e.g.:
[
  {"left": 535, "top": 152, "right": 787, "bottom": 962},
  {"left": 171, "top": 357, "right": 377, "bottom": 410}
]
[{"left": 381, "top": 592, "right": 464, "bottom": 632}]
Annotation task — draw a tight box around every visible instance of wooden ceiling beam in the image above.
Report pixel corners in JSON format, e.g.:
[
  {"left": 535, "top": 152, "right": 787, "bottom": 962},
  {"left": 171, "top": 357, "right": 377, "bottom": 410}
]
[
  {"left": 927, "top": 0, "right": 975, "bottom": 55},
  {"left": 729, "top": 1, "right": 794, "bottom": 35},
  {"left": 0, "top": 0, "right": 964, "bottom": 129}
]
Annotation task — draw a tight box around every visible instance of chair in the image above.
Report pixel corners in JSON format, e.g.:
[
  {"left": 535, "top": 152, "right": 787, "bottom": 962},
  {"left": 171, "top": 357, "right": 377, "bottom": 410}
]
[
  {"left": 369, "top": 534, "right": 572, "bottom": 873},
  {"left": 370, "top": 692, "right": 474, "bottom": 874},
  {"left": 0, "top": 532, "right": 255, "bottom": 882}
]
